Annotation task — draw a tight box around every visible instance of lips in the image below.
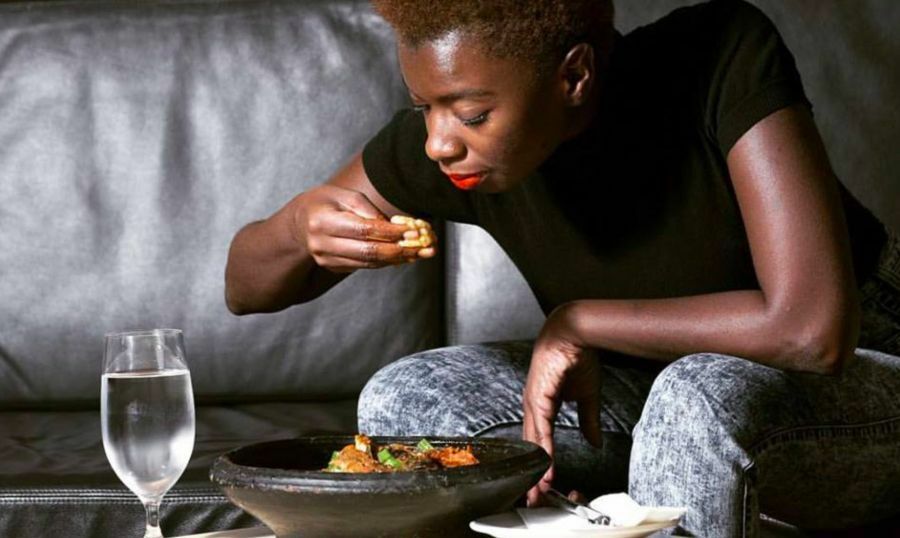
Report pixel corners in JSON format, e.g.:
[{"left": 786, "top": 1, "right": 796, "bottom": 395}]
[{"left": 446, "top": 172, "right": 484, "bottom": 191}]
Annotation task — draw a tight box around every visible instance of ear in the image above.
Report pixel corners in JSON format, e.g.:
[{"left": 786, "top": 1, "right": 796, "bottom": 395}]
[{"left": 557, "top": 43, "right": 595, "bottom": 107}]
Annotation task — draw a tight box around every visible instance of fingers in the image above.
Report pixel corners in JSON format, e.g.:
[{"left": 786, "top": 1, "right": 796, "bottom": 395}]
[
  {"left": 523, "top": 397, "right": 556, "bottom": 507},
  {"left": 335, "top": 189, "right": 388, "bottom": 221},
  {"left": 308, "top": 237, "right": 421, "bottom": 268},
  {"left": 310, "top": 210, "right": 409, "bottom": 243},
  {"left": 523, "top": 397, "right": 556, "bottom": 461},
  {"left": 306, "top": 210, "right": 437, "bottom": 266},
  {"left": 310, "top": 207, "right": 439, "bottom": 249},
  {"left": 300, "top": 187, "right": 437, "bottom": 271},
  {"left": 523, "top": 351, "right": 567, "bottom": 507},
  {"left": 524, "top": 414, "right": 543, "bottom": 507},
  {"left": 576, "top": 390, "right": 604, "bottom": 449}
]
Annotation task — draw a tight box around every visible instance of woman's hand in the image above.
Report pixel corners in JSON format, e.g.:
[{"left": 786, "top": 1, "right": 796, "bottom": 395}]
[
  {"left": 225, "top": 152, "right": 429, "bottom": 314},
  {"left": 294, "top": 184, "right": 436, "bottom": 273},
  {"left": 523, "top": 304, "right": 603, "bottom": 506}
]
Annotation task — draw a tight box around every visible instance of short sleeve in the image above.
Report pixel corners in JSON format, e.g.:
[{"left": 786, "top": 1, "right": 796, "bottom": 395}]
[
  {"left": 703, "top": 0, "right": 811, "bottom": 154},
  {"left": 361, "top": 108, "right": 475, "bottom": 222}
]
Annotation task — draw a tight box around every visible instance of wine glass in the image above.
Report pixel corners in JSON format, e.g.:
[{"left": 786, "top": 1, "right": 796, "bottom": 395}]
[{"left": 101, "top": 329, "right": 196, "bottom": 538}]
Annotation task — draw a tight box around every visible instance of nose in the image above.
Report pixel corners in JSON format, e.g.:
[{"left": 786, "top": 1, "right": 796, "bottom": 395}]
[{"left": 424, "top": 114, "right": 464, "bottom": 163}]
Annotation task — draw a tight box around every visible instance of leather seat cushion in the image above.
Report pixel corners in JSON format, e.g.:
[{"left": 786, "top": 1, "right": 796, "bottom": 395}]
[{"left": 0, "top": 400, "right": 357, "bottom": 535}]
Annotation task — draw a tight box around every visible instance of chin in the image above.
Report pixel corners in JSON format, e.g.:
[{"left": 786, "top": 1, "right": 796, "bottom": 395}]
[
  {"left": 479, "top": 182, "right": 516, "bottom": 194},
  {"left": 478, "top": 172, "right": 523, "bottom": 194},
  {"left": 477, "top": 182, "right": 505, "bottom": 194}
]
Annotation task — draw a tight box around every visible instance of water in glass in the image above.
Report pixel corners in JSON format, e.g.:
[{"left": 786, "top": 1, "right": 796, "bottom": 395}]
[{"left": 102, "top": 369, "right": 194, "bottom": 500}]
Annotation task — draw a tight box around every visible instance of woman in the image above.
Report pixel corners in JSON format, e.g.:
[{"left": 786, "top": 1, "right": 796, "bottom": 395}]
[{"left": 225, "top": 0, "right": 900, "bottom": 535}]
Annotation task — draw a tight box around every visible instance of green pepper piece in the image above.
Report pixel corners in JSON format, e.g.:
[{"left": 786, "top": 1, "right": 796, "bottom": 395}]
[
  {"left": 325, "top": 451, "right": 343, "bottom": 471},
  {"left": 377, "top": 447, "right": 393, "bottom": 463},
  {"left": 377, "top": 448, "right": 404, "bottom": 469}
]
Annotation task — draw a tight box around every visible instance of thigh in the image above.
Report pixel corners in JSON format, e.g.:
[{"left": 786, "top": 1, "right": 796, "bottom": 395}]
[
  {"left": 632, "top": 349, "right": 900, "bottom": 531},
  {"left": 751, "top": 348, "right": 900, "bottom": 527},
  {"left": 358, "top": 341, "right": 534, "bottom": 436},
  {"left": 358, "top": 341, "right": 656, "bottom": 437},
  {"left": 637, "top": 349, "right": 900, "bottom": 446},
  {"left": 858, "top": 228, "right": 900, "bottom": 355},
  {"left": 358, "top": 341, "right": 659, "bottom": 497}
]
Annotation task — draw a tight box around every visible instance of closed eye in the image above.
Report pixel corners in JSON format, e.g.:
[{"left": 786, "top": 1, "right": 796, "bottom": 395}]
[{"left": 461, "top": 112, "right": 489, "bottom": 127}]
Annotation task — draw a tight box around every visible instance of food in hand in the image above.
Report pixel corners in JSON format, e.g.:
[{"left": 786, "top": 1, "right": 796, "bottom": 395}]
[
  {"left": 391, "top": 215, "right": 435, "bottom": 248},
  {"left": 324, "top": 434, "right": 478, "bottom": 473}
]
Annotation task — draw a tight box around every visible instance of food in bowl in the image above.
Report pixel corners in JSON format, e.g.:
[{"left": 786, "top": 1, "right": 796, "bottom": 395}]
[{"left": 324, "top": 434, "right": 478, "bottom": 473}]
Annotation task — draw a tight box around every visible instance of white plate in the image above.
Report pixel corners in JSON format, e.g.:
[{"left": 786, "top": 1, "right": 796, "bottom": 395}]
[{"left": 470, "top": 512, "right": 678, "bottom": 538}]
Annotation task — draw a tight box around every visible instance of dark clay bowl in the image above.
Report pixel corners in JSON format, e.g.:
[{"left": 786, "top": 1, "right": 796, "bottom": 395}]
[{"left": 210, "top": 436, "right": 550, "bottom": 538}]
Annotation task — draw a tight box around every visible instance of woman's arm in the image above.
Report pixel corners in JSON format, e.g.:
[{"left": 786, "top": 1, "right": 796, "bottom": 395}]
[
  {"left": 556, "top": 104, "right": 860, "bottom": 374},
  {"left": 524, "top": 105, "right": 860, "bottom": 502},
  {"left": 224, "top": 153, "right": 431, "bottom": 314}
]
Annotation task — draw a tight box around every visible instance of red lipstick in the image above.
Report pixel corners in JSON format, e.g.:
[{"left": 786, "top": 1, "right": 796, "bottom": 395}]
[{"left": 446, "top": 173, "right": 484, "bottom": 191}]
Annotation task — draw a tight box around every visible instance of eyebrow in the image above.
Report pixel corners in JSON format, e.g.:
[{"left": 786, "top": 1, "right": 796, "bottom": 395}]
[{"left": 409, "top": 88, "right": 495, "bottom": 104}]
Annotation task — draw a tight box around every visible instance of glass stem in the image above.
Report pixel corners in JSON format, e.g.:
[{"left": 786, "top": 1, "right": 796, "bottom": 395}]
[{"left": 143, "top": 500, "right": 163, "bottom": 538}]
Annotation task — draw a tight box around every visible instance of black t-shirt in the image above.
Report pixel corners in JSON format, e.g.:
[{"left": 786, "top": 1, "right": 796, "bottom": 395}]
[{"left": 362, "top": 0, "right": 886, "bottom": 315}]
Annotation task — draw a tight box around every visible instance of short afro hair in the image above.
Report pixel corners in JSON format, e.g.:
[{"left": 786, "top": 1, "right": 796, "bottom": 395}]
[{"left": 371, "top": 0, "right": 615, "bottom": 71}]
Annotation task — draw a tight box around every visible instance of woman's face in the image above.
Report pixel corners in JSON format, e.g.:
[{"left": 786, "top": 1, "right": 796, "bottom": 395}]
[{"left": 398, "top": 31, "right": 570, "bottom": 193}]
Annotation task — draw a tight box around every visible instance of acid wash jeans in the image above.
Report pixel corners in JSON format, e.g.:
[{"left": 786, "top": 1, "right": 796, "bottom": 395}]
[{"left": 358, "top": 231, "right": 900, "bottom": 537}]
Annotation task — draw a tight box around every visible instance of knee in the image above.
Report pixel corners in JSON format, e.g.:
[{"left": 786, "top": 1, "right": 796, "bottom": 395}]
[
  {"left": 633, "top": 353, "right": 779, "bottom": 447},
  {"left": 629, "top": 355, "right": 757, "bottom": 498},
  {"left": 358, "top": 352, "right": 434, "bottom": 436},
  {"left": 357, "top": 347, "right": 472, "bottom": 437}
]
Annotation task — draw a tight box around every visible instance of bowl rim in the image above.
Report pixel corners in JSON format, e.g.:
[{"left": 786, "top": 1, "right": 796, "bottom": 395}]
[{"left": 210, "top": 435, "right": 551, "bottom": 493}]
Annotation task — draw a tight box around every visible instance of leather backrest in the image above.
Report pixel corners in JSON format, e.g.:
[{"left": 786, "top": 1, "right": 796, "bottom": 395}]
[
  {"left": 0, "top": 0, "right": 444, "bottom": 407},
  {"left": 1, "top": 0, "right": 897, "bottom": 405}
]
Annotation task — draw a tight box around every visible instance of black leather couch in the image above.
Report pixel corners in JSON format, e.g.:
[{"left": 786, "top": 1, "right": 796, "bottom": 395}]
[{"left": 1, "top": 1, "right": 897, "bottom": 537}]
